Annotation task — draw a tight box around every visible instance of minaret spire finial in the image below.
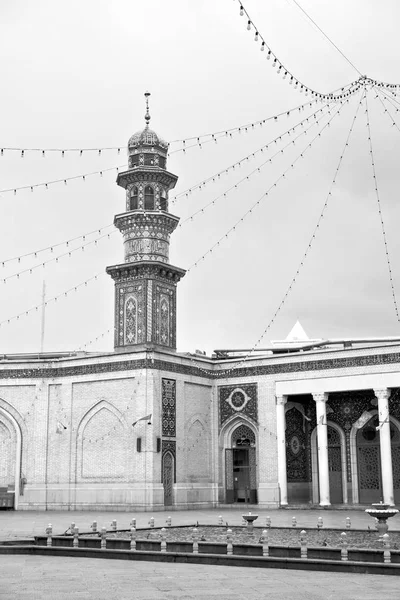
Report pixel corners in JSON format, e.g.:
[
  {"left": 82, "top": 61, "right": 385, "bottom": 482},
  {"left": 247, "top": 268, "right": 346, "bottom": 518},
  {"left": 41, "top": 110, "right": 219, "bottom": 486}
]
[{"left": 144, "top": 91, "right": 151, "bottom": 127}]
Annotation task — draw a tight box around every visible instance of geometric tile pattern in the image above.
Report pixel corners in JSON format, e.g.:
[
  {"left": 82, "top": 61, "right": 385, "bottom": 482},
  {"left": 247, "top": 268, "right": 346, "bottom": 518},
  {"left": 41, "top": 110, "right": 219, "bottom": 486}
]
[
  {"left": 218, "top": 383, "right": 258, "bottom": 428},
  {"left": 162, "top": 378, "right": 176, "bottom": 437}
]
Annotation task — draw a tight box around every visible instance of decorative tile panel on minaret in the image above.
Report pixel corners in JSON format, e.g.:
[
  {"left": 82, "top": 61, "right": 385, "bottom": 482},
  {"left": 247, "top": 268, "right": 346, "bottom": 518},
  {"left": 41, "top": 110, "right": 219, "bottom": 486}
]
[{"left": 106, "top": 93, "right": 186, "bottom": 351}]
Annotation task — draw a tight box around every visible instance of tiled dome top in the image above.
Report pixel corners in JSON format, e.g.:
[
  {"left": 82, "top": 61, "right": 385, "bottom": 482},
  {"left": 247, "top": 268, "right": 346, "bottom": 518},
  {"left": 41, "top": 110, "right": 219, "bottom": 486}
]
[{"left": 128, "top": 126, "right": 168, "bottom": 152}]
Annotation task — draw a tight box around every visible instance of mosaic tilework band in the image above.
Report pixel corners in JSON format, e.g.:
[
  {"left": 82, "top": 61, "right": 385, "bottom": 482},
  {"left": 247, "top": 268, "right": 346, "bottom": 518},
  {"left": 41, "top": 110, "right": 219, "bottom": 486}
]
[{"left": 162, "top": 378, "right": 176, "bottom": 437}]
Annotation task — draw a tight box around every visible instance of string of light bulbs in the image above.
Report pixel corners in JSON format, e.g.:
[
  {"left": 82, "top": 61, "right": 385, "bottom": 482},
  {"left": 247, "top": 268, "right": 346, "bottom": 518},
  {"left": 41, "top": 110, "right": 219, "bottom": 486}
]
[
  {"left": 167, "top": 99, "right": 325, "bottom": 155},
  {"left": 0, "top": 224, "right": 114, "bottom": 267},
  {"left": 373, "top": 90, "right": 400, "bottom": 137},
  {"left": 186, "top": 98, "right": 346, "bottom": 275},
  {"left": 376, "top": 87, "right": 400, "bottom": 112},
  {"left": 0, "top": 164, "right": 126, "bottom": 196},
  {"left": 78, "top": 328, "right": 113, "bottom": 351},
  {"left": 186, "top": 89, "right": 363, "bottom": 376},
  {"left": 1, "top": 230, "right": 116, "bottom": 284},
  {"left": 0, "top": 271, "right": 105, "bottom": 328},
  {"left": 179, "top": 103, "right": 333, "bottom": 227},
  {"left": 170, "top": 102, "right": 331, "bottom": 206},
  {"left": 0, "top": 105, "right": 328, "bottom": 289},
  {"left": 234, "top": 0, "right": 365, "bottom": 101},
  {"left": 364, "top": 91, "right": 400, "bottom": 324},
  {"left": 234, "top": 1, "right": 400, "bottom": 101},
  {"left": 0, "top": 98, "right": 323, "bottom": 159},
  {"left": 217, "top": 89, "right": 367, "bottom": 374}
]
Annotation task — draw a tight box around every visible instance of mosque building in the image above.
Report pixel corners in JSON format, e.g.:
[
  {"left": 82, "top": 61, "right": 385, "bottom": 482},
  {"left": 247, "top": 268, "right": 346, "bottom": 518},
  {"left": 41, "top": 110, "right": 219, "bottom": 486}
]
[{"left": 1, "top": 95, "right": 400, "bottom": 512}]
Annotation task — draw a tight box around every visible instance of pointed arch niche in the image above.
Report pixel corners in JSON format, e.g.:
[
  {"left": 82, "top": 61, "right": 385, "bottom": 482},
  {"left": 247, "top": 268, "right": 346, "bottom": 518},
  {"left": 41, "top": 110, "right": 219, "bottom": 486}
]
[
  {"left": 185, "top": 417, "right": 210, "bottom": 482},
  {"left": 0, "top": 404, "right": 23, "bottom": 508},
  {"left": 220, "top": 417, "right": 258, "bottom": 504},
  {"left": 76, "top": 401, "right": 128, "bottom": 481}
]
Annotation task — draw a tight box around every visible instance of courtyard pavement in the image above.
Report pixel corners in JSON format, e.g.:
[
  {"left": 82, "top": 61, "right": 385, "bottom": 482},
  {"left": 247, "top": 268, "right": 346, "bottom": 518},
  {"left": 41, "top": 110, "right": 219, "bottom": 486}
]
[
  {"left": 1, "top": 508, "right": 400, "bottom": 599},
  {"left": 1, "top": 506, "right": 400, "bottom": 539},
  {"left": 0, "top": 554, "right": 399, "bottom": 600}
]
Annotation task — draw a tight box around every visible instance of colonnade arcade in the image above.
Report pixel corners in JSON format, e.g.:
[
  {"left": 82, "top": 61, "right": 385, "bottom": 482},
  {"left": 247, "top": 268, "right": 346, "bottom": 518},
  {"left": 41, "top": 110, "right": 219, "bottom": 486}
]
[{"left": 276, "top": 386, "right": 400, "bottom": 506}]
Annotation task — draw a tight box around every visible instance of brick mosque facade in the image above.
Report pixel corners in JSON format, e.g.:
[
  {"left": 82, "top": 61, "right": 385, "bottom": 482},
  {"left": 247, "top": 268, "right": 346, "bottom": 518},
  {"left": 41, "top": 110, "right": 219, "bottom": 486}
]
[{"left": 1, "top": 98, "right": 400, "bottom": 511}]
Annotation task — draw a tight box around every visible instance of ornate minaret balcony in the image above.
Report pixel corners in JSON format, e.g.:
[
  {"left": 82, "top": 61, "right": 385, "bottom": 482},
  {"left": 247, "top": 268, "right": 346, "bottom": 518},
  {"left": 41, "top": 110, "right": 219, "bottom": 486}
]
[{"left": 106, "top": 92, "right": 186, "bottom": 351}]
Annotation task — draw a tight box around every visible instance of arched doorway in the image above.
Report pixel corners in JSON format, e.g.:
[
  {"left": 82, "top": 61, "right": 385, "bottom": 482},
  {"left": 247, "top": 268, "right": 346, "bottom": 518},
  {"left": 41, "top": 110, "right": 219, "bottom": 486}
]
[
  {"left": 225, "top": 424, "right": 257, "bottom": 504},
  {"left": 356, "top": 415, "right": 400, "bottom": 504},
  {"left": 327, "top": 426, "right": 344, "bottom": 504},
  {"left": 0, "top": 408, "right": 22, "bottom": 510},
  {"left": 162, "top": 451, "right": 174, "bottom": 507}
]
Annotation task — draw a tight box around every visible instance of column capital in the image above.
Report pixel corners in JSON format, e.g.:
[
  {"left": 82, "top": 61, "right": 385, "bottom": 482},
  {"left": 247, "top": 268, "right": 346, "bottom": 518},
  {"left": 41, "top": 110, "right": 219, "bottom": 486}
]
[
  {"left": 276, "top": 395, "right": 288, "bottom": 406},
  {"left": 312, "top": 392, "right": 328, "bottom": 404},
  {"left": 374, "top": 388, "right": 390, "bottom": 401}
]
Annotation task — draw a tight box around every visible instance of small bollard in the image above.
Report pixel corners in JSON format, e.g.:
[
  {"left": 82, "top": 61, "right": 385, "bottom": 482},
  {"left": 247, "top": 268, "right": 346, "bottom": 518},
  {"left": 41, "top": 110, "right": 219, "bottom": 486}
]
[
  {"left": 149, "top": 517, "right": 155, "bottom": 528},
  {"left": 345, "top": 517, "right": 351, "bottom": 530},
  {"left": 292, "top": 516, "right": 297, "bottom": 528},
  {"left": 192, "top": 527, "right": 199, "bottom": 554},
  {"left": 300, "top": 530, "right": 307, "bottom": 559},
  {"left": 91, "top": 520, "right": 97, "bottom": 533},
  {"left": 70, "top": 522, "right": 75, "bottom": 535},
  {"left": 166, "top": 516, "right": 172, "bottom": 527},
  {"left": 226, "top": 529, "right": 233, "bottom": 555},
  {"left": 101, "top": 526, "right": 107, "bottom": 550},
  {"left": 45, "top": 524, "right": 52, "bottom": 547},
  {"left": 317, "top": 517, "right": 323, "bottom": 530},
  {"left": 340, "top": 532, "right": 348, "bottom": 561},
  {"left": 382, "top": 533, "right": 391, "bottom": 563},
  {"left": 130, "top": 517, "right": 136, "bottom": 530},
  {"left": 218, "top": 515, "right": 223, "bottom": 526},
  {"left": 111, "top": 519, "right": 117, "bottom": 531},
  {"left": 265, "top": 516, "right": 271, "bottom": 528},
  {"left": 130, "top": 527, "right": 136, "bottom": 551},
  {"left": 260, "top": 529, "right": 269, "bottom": 557},
  {"left": 73, "top": 526, "right": 79, "bottom": 548},
  {"left": 160, "top": 527, "right": 167, "bottom": 552}
]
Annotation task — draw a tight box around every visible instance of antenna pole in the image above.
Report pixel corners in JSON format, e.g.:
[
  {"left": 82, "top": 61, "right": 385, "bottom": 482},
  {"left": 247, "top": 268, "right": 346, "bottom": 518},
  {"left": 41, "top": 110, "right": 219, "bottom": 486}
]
[{"left": 40, "top": 280, "right": 46, "bottom": 353}]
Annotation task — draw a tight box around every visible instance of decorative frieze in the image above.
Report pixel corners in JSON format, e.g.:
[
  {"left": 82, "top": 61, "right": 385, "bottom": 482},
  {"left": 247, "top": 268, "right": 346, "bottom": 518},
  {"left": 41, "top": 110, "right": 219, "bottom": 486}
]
[
  {"left": 162, "top": 378, "right": 176, "bottom": 437},
  {"left": 218, "top": 384, "right": 258, "bottom": 427}
]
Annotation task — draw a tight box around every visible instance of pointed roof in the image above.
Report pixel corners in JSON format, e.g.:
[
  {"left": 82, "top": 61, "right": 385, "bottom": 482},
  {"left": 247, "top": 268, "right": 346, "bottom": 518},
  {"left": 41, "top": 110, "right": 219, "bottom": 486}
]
[{"left": 285, "top": 320, "right": 309, "bottom": 342}]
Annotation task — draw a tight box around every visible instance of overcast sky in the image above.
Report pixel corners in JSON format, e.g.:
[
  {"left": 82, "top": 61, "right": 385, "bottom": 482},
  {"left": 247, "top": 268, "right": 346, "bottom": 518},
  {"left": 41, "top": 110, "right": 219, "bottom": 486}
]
[{"left": 1, "top": 0, "right": 400, "bottom": 355}]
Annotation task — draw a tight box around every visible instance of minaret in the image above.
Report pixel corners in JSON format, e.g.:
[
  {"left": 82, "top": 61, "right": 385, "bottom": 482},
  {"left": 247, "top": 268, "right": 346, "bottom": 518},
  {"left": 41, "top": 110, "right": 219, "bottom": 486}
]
[{"left": 106, "top": 93, "right": 186, "bottom": 351}]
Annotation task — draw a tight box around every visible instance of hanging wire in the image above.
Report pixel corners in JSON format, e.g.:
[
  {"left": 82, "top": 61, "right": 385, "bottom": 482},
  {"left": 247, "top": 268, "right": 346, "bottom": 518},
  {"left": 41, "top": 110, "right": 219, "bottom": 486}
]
[
  {"left": 168, "top": 98, "right": 322, "bottom": 154},
  {"left": 186, "top": 89, "right": 362, "bottom": 376},
  {"left": 77, "top": 328, "right": 113, "bottom": 351},
  {"left": 179, "top": 103, "right": 333, "bottom": 226},
  {"left": 170, "top": 102, "right": 330, "bottom": 206},
  {"left": 376, "top": 87, "right": 400, "bottom": 112},
  {"left": 0, "top": 271, "right": 105, "bottom": 327},
  {"left": 288, "top": 0, "right": 362, "bottom": 76},
  {"left": 234, "top": 0, "right": 365, "bottom": 100},
  {"left": 1, "top": 230, "right": 116, "bottom": 284},
  {"left": 364, "top": 90, "right": 400, "bottom": 324},
  {"left": 0, "top": 164, "right": 125, "bottom": 196},
  {"left": 373, "top": 90, "right": 400, "bottom": 136},
  {"left": 235, "top": 2, "right": 400, "bottom": 97},
  {"left": 0, "top": 99, "right": 323, "bottom": 159},
  {"left": 186, "top": 98, "right": 345, "bottom": 274},
  {"left": 0, "top": 223, "right": 114, "bottom": 267}
]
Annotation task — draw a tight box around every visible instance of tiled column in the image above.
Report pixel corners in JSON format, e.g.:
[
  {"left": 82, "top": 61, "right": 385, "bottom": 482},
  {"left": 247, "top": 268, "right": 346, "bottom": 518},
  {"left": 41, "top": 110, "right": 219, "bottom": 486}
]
[
  {"left": 276, "top": 395, "right": 288, "bottom": 506},
  {"left": 374, "top": 388, "right": 394, "bottom": 505},
  {"left": 313, "top": 392, "right": 330, "bottom": 506}
]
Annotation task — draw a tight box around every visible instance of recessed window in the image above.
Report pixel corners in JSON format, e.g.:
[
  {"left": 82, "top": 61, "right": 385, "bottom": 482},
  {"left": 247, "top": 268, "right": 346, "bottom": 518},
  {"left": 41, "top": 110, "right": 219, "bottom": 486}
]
[
  {"left": 144, "top": 186, "right": 154, "bottom": 210},
  {"left": 130, "top": 187, "right": 138, "bottom": 210}
]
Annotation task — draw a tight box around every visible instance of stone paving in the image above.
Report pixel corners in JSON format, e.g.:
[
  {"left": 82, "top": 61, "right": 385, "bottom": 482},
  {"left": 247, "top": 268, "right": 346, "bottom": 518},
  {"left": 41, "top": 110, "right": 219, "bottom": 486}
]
[
  {"left": 1, "top": 508, "right": 400, "bottom": 598},
  {"left": 0, "top": 554, "right": 399, "bottom": 600},
  {"left": 1, "top": 507, "right": 400, "bottom": 540}
]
